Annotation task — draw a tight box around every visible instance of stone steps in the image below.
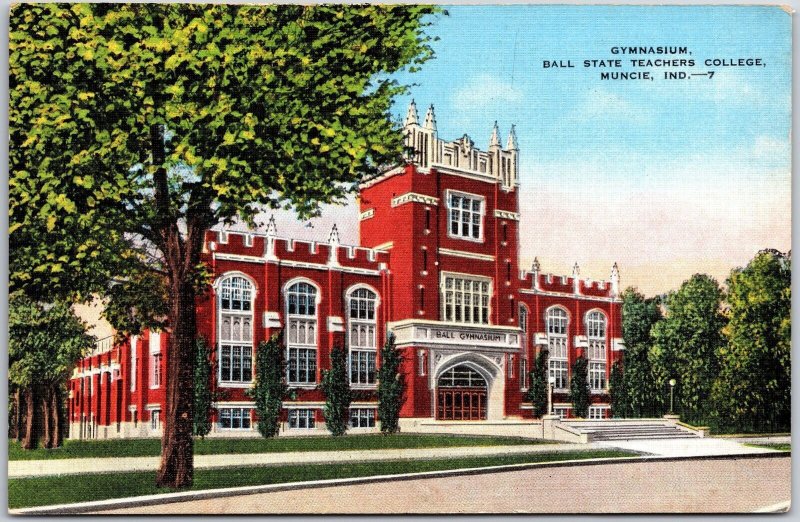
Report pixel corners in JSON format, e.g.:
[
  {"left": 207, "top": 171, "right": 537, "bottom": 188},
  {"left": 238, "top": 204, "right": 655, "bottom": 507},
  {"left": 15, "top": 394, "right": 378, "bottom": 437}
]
[{"left": 563, "top": 421, "right": 701, "bottom": 441}]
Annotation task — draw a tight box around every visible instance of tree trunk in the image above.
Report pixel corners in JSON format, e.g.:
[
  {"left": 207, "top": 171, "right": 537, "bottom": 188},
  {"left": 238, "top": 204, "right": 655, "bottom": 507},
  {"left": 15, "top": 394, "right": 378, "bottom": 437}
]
[
  {"left": 155, "top": 276, "right": 198, "bottom": 489},
  {"left": 41, "top": 387, "right": 53, "bottom": 449},
  {"left": 11, "top": 388, "right": 21, "bottom": 440},
  {"left": 51, "top": 385, "right": 63, "bottom": 448},
  {"left": 149, "top": 123, "right": 213, "bottom": 489},
  {"left": 21, "top": 386, "right": 39, "bottom": 450}
]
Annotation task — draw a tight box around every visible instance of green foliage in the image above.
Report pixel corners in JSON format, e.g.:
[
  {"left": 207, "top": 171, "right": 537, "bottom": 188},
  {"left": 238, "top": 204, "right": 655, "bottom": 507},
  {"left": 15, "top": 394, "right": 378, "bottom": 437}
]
[
  {"left": 712, "top": 250, "right": 791, "bottom": 432},
  {"left": 620, "top": 287, "right": 663, "bottom": 417},
  {"left": 526, "top": 349, "right": 549, "bottom": 417},
  {"left": 192, "top": 337, "right": 213, "bottom": 438},
  {"left": 321, "top": 345, "right": 351, "bottom": 436},
  {"left": 250, "top": 334, "right": 288, "bottom": 438},
  {"left": 104, "top": 271, "right": 170, "bottom": 340},
  {"left": 569, "top": 356, "right": 590, "bottom": 418},
  {"left": 9, "top": 295, "right": 96, "bottom": 389},
  {"left": 650, "top": 274, "right": 726, "bottom": 423},
  {"left": 608, "top": 360, "right": 627, "bottom": 418},
  {"left": 377, "top": 333, "right": 404, "bottom": 434}
]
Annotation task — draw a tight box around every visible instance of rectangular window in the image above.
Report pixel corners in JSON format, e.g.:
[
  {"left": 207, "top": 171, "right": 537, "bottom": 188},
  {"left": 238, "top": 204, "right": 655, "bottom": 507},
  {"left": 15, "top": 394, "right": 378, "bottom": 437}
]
[
  {"left": 441, "top": 275, "right": 491, "bottom": 325},
  {"left": 150, "top": 409, "right": 161, "bottom": 430},
  {"left": 589, "top": 361, "right": 607, "bottom": 391},
  {"left": 520, "top": 358, "right": 528, "bottom": 390},
  {"left": 422, "top": 249, "right": 428, "bottom": 271},
  {"left": 549, "top": 359, "right": 568, "bottom": 390},
  {"left": 130, "top": 335, "right": 138, "bottom": 391},
  {"left": 150, "top": 353, "right": 162, "bottom": 388},
  {"left": 219, "top": 407, "right": 252, "bottom": 429},
  {"left": 448, "top": 193, "right": 483, "bottom": 240},
  {"left": 288, "top": 409, "right": 316, "bottom": 429},
  {"left": 220, "top": 345, "right": 253, "bottom": 383},
  {"left": 553, "top": 407, "right": 569, "bottom": 420},
  {"left": 287, "top": 347, "right": 317, "bottom": 384},
  {"left": 589, "top": 406, "right": 608, "bottom": 420},
  {"left": 425, "top": 208, "right": 431, "bottom": 230},
  {"left": 350, "top": 350, "right": 377, "bottom": 385},
  {"left": 350, "top": 408, "right": 376, "bottom": 428}
]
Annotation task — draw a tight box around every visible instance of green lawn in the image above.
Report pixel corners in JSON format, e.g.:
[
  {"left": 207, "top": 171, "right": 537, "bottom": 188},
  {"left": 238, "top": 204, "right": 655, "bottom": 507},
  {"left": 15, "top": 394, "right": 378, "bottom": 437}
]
[
  {"left": 9, "top": 433, "right": 545, "bottom": 461},
  {"left": 744, "top": 442, "right": 791, "bottom": 452},
  {"left": 9, "top": 449, "right": 633, "bottom": 509}
]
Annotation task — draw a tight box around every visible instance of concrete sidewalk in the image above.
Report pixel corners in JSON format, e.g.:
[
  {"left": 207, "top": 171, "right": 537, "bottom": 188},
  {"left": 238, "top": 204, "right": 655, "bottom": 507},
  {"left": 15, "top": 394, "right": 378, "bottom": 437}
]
[
  {"left": 8, "top": 443, "right": 589, "bottom": 479},
  {"left": 595, "top": 437, "right": 786, "bottom": 457}
]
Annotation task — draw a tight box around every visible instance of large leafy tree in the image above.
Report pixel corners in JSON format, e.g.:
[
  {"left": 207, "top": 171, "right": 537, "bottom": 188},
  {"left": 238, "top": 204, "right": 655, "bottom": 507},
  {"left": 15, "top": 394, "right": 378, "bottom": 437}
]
[
  {"left": 620, "top": 287, "right": 663, "bottom": 417},
  {"left": 712, "top": 250, "right": 791, "bottom": 432},
  {"left": 650, "top": 274, "right": 725, "bottom": 423},
  {"left": 9, "top": 295, "right": 96, "bottom": 449},
  {"left": 10, "top": 3, "right": 438, "bottom": 488}
]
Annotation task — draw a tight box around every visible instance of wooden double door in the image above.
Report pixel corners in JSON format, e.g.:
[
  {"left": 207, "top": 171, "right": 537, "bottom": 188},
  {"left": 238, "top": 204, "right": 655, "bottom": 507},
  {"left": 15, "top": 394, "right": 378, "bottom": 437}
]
[{"left": 436, "top": 365, "right": 488, "bottom": 421}]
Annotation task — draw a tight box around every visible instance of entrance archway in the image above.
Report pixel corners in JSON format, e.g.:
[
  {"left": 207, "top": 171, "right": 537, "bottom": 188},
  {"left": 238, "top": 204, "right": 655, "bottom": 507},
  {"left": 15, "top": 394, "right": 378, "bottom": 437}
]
[{"left": 436, "top": 364, "right": 487, "bottom": 420}]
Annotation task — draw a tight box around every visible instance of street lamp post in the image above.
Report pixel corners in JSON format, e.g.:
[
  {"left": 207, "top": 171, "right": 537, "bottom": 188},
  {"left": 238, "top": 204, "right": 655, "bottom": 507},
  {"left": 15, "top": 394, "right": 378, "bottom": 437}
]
[
  {"left": 548, "top": 376, "right": 556, "bottom": 416},
  {"left": 668, "top": 378, "right": 677, "bottom": 415}
]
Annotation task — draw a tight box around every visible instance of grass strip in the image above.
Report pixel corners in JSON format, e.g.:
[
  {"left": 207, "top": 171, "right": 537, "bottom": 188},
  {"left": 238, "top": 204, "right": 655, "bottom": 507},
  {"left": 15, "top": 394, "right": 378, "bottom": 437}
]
[
  {"left": 743, "top": 443, "right": 791, "bottom": 452},
  {"left": 8, "top": 434, "right": 543, "bottom": 461},
  {"left": 9, "top": 449, "right": 631, "bottom": 509}
]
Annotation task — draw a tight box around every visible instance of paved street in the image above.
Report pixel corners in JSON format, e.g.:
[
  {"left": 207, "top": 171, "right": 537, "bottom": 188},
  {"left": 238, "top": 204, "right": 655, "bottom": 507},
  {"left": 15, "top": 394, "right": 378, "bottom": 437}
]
[{"left": 92, "top": 455, "right": 789, "bottom": 514}]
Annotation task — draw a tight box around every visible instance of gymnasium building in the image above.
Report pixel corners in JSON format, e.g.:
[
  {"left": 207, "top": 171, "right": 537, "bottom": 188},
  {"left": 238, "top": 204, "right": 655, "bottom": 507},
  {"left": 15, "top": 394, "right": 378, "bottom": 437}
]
[{"left": 68, "top": 102, "right": 624, "bottom": 439}]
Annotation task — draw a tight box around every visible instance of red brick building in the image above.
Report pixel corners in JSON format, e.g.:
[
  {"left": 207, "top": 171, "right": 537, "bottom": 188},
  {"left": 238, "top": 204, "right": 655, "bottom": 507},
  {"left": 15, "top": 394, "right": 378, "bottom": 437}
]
[{"left": 68, "top": 103, "right": 624, "bottom": 439}]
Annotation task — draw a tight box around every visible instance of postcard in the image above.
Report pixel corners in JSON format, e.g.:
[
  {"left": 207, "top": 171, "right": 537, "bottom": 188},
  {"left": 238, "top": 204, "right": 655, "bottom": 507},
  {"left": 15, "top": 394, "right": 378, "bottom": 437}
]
[{"left": 8, "top": 3, "right": 791, "bottom": 514}]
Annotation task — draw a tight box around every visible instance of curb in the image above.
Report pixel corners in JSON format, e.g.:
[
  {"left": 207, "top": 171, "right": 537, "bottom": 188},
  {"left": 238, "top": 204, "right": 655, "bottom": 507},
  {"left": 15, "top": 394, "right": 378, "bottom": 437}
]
[{"left": 10, "top": 451, "right": 790, "bottom": 515}]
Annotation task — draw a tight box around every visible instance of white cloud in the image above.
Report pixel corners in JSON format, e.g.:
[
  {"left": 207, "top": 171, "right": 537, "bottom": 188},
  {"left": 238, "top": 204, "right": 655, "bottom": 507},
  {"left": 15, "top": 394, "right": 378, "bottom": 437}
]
[
  {"left": 753, "top": 134, "right": 790, "bottom": 159},
  {"left": 451, "top": 74, "right": 523, "bottom": 108}
]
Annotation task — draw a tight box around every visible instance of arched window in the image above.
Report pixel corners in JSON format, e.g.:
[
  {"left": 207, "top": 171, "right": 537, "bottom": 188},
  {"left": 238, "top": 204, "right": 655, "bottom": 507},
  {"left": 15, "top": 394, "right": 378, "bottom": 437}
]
[
  {"left": 286, "top": 281, "right": 318, "bottom": 384},
  {"left": 348, "top": 288, "right": 377, "bottom": 385},
  {"left": 218, "top": 275, "right": 254, "bottom": 383},
  {"left": 546, "top": 307, "right": 569, "bottom": 390},
  {"left": 586, "top": 311, "right": 607, "bottom": 391}
]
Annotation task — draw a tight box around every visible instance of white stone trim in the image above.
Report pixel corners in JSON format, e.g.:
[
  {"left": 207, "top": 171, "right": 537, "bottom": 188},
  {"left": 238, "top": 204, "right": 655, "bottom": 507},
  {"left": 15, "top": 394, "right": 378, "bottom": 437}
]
[
  {"left": 373, "top": 241, "right": 393, "bottom": 251},
  {"left": 359, "top": 208, "right": 375, "bottom": 220},
  {"left": 494, "top": 209, "right": 520, "bottom": 221},
  {"left": 612, "top": 337, "right": 626, "bottom": 351},
  {"left": 391, "top": 192, "right": 440, "bottom": 208},
  {"left": 438, "top": 248, "right": 495, "bottom": 262},
  {"left": 518, "top": 287, "right": 617, "bottom": 303},
  {"left": 263, "top": 311, "right": 281, "bottom": 328},
  {"left": 327, "top": 316, "right": 345, "bottom": 333}
]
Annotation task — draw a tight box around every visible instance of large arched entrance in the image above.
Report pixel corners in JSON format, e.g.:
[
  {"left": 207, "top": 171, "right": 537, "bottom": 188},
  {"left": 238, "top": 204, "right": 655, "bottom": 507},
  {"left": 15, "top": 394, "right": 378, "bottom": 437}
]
[{"left": 436, "top": 364, "right": 488, "bottom": 420}]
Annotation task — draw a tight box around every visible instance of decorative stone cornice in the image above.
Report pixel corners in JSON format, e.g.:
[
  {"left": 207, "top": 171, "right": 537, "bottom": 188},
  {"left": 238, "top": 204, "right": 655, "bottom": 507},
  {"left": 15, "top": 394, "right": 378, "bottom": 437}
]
[
  {"left": 391, "top": 192, "right": 439, "bottom": 208},
  {"left": 494, "top": 209, "right": 520, "bottom": 221}
]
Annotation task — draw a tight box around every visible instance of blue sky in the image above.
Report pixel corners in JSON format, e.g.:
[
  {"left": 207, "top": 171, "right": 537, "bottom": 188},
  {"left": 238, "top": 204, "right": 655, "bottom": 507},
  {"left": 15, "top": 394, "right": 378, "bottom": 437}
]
[
  {"left": 242, "top": 5, "right": 789, "bottom": 296},
  {"left": 387, "top": 5, "right": 791, "bottom": 295}
]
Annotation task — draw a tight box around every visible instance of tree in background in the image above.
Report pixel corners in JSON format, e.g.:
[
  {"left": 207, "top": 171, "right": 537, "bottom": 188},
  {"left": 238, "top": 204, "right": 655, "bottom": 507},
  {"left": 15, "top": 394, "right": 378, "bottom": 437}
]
[
  {"left": 620, "top": 288, "right": 663, "bottom": 417},
  {"left": 713, "top": 250, "right": 791, "bottom": 432},
  {"left": 321, "top": 345, "right": 352, "bottom": 436},
  {"left": 608, "top": 360, "right": 628, "bottom": 418},
  {"left": 192, "top": 337, "right": 213, "bottom": 438},
  {"left": 651, "top": 274, "right": 725, "bottom": 423},
  {"left": 569, "top": 355, "right": 590, "bottom": 418},
  {"left": 251, "top": 334, "right": 288, "bottom": 438},
  {"left": 376, "top": 333, "right": 404, "bottom": 434},
  {"left": 9, "top": 296, "right": 96, "bottom": 449},
  {"left": 526, "top": 349, "right": 549, "bottom": 418},
  {"left": 10, "top": 4, "right": 438, "bottom": 487}
]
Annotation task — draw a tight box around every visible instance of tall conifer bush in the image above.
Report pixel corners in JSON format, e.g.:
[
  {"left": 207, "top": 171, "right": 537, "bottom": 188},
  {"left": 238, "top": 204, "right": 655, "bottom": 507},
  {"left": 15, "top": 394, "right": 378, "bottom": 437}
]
[
  {"left": 569, "top": 355, "right": 590, "bottom": 418},
  {"left": 377, "top": 333, "right": 404, "bottom": 434},
  {"left": 321, "top": 345, "right": 351, "bottom": 436},
  {"left": 609, "top": 360, "right": 628, "bottom": 418},
  {"left": 526, "top": 349, "right": 549, "bottom": 417},
  {"left": 192, "top": 337, "right": 213, "bottom": 437},
  {"left": 251, "top": 334, "right": 287, "bottom": 438}
]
